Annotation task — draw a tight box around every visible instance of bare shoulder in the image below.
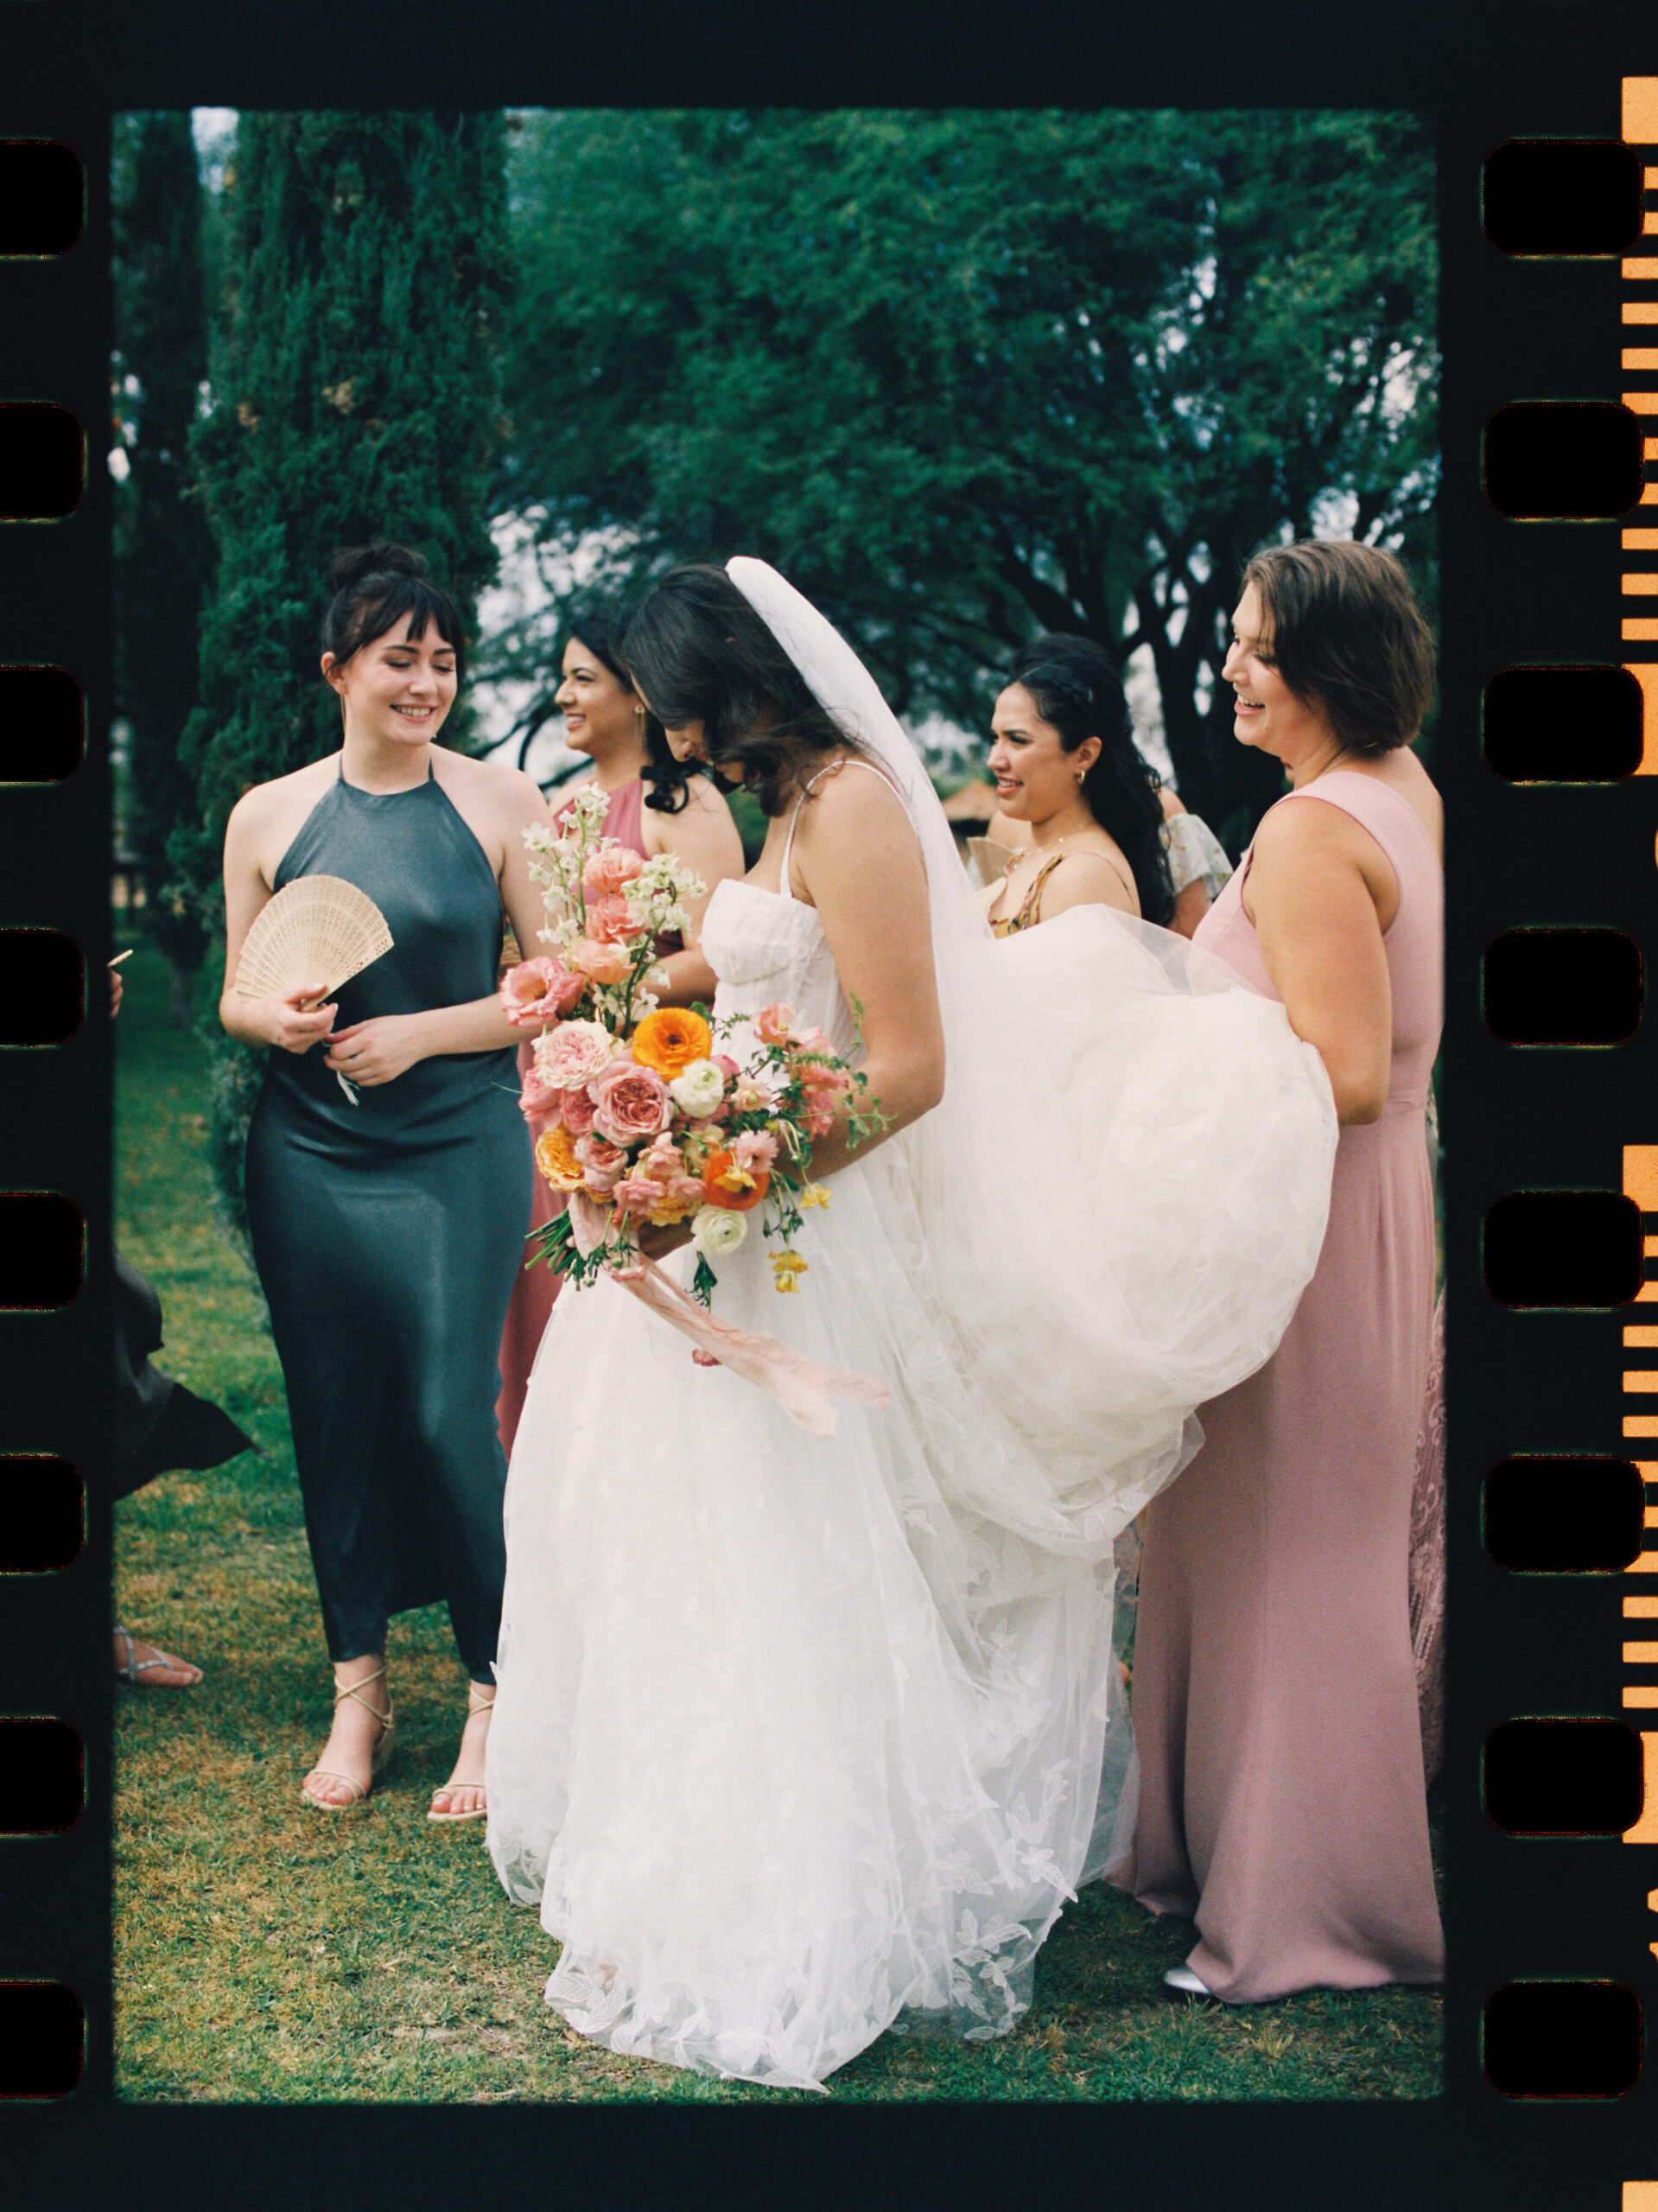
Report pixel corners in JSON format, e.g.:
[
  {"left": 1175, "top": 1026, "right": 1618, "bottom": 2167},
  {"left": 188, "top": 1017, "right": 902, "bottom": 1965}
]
[
  {"left": 1044, "top": 846, "right": 1136, "bottom": 913},
  {"left": 795, "top": 754, "right": 910, "bottom": 836},
  {"left": 1158, "top": 783, "right": 1185, "bottom": 820},
  {"left": 229, "top": 755, "right": 334, "bottom": 827},
  {"left": 436, "top": 747, "right": 547, "bottom": 817}
]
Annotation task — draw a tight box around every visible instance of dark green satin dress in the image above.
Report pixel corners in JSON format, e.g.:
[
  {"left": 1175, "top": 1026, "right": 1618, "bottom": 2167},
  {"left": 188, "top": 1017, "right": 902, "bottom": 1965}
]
[{"left": 245, "top": 760, "right": 532, "bottom": 1678}]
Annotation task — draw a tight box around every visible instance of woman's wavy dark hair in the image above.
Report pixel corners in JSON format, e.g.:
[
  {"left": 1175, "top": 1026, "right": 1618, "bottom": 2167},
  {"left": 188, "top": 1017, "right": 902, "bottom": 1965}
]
[
  {"left": 557, "top": 602, "right": 693, "bottom": 813},
  {"left": 322, "top": 542, "right": 467, "bottom": 683},
  {"left": 621, "top": 564, "right": 862, "bottom": 817},
  {"left": 1004, "top": 635, "right": 1174, "bottom": 926},
  {"left": 1241, "top": 540, "right": 1436, "bottom": 758}
]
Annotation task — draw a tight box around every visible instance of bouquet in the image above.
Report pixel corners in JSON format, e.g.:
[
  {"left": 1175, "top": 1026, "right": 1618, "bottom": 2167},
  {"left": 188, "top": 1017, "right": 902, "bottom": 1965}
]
[{"left": 502, "top": 787, "right": 883, "bottom": 1310}]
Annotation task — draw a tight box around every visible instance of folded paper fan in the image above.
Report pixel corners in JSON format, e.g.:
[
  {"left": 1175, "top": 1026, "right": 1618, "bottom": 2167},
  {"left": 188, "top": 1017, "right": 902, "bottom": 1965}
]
[{"left": 234, "top": 875, "right": 393, "bottom": 1008}]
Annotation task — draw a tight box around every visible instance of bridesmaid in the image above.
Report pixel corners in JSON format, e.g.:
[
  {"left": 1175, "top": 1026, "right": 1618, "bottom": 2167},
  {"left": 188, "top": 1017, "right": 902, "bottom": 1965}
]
[
  {"left": 494, "top": 607, "right": 744, "bottom": 1459},
  {"left": 220, "top": 543, "right": 549, "bottom": 1817},
  {"left": 981, "top": 635, "right": 1174, "bottom": 932},
  {"left": 1116, "top": 539, "right": 1445, "bottom": 2001}
]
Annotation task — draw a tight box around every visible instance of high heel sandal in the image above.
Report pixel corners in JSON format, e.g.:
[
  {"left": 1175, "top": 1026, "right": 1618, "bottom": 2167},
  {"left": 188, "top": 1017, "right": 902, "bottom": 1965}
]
[
  {"left": 301, "top": 1662, "right": 395, "bottom": 1810},
  {"left": 427, "top": 1681, "right": 495, "bottom": 1824}
]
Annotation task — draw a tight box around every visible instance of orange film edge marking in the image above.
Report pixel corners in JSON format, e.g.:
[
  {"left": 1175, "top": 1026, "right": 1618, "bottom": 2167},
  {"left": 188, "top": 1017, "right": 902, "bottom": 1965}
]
[
  {"left": 1623, "top": 2184, "right": 1658, "bottom": 2210},
  {"left": 1624, "top": 77, "right": 1658, "bottom": 142}
]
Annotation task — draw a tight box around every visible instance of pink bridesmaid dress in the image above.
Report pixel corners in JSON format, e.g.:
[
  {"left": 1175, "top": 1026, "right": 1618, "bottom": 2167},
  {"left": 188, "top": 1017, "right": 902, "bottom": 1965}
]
[
  {"left": 494, "top": 778, "right": 677, "bottom": 1459},
  {"left": 1118, "top": 769, "right": 1445, "bottom": 2002}
]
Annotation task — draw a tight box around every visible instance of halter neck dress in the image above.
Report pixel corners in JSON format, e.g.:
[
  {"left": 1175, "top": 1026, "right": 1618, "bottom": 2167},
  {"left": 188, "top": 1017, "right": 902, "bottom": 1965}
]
[
  {"left": 1117, "top": 769, "right": 1445, "bottom": 1999},
  {"left": 244, "top": 758, "right": 532, "bottom": 1678}
]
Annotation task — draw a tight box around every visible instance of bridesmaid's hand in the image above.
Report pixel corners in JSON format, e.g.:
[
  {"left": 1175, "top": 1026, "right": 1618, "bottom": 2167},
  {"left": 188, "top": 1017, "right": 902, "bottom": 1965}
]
[
  {"left": 325, "top": 1014, "right": 424, "bottom": 1087},
  {"left": 255, "top": 982, "right": 338, "bottom": 1054}
]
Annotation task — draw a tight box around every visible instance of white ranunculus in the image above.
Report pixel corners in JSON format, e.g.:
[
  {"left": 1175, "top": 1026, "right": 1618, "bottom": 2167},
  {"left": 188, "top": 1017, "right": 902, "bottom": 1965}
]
[
  {"left": 691, "top": 1205, "right": 747, "bottom": 1259},
  {"left": 669, "top": 1058, "right": 727, "bottom": 1117}
]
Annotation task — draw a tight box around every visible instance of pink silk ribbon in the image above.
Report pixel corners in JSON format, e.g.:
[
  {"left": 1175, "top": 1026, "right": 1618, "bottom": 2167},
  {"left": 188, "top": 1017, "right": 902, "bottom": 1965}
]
[{"left": 610, "top": 1255, "right": 893, "bottom": 1437}]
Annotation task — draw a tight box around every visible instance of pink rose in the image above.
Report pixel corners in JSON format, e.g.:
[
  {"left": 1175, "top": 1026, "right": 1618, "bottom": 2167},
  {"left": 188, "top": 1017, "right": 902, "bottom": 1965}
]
[
  {"left": 804, "top": 1096, "right": 840, "bottom": 1138},
  {"left": 714, "top": 1055, "right": 740, "bottom": 1079},
  {"left": 561, "top": 1084, "right": 598, "bottom": 1137},
  {"left": 536, "top": 1019, "right": 617, "bottom": 1090},
  {"left": 575, "top": 1134, "right": 628, "bottom": 1192},
  {"left": 583, "top": 845, "right": 645, "bottom": 896},
  {"left": 519, "top": 1062, "right": 564, "bottom": 1126},
  {"left": 590, "top": 1061, "right": 672, "bottom": 1146},
  {"left": 500, "top": 955, "right": 585, "bottom": 1027},
  {"left": 792, "top": 1025, "right": 835, "bottom": 1057},
  {"left": 583, "top": 893, "right": 636, "bottom": 945},
  {"left": 667, "top": 1174, "right": 707, "bottom": 1211},
  {"left": 568, "top": 935, "right": 632, "bottom": 985},
  {"left": 754, "top": 1003, "right": 796, "bottom": 1046}
]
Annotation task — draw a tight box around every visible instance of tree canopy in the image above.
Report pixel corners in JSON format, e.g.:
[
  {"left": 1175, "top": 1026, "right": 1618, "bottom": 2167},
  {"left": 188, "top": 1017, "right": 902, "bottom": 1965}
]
[
  {"left": 112, "top": 111, "right": 217, "bottom": 1019},
  {"left": 495, "top": 108, "right": 1437, "bottom": 847}
]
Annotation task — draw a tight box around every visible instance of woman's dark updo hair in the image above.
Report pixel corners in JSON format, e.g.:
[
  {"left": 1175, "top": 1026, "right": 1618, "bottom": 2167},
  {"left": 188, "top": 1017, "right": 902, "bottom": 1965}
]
[
  {"left": 557, "top": 601, "right": 690, "bottom": 815},
  {"left": 1241, "top": 540, "right": 1436, "bottom": 758},
  {"left": 621, "top": 564, "right": 861, "bottom": 817},
  {"left": 322, "top": 542, "right": 467, "bottom": 684},
  {"left": 1004, "top": 635, "right": 1174, "bottom": 927}
]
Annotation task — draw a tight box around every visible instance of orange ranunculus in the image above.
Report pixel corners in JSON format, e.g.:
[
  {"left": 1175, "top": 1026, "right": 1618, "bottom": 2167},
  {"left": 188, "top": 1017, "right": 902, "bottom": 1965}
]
[
  {"left": 702, "top": 1147, "right": 771, "bottom": 1212},
  {"left": 535, "top": 1124, "right": 588, "bottom": 1192},
  {"left": 631, "top": 1005, "right": 714, "bottom": 1078}
]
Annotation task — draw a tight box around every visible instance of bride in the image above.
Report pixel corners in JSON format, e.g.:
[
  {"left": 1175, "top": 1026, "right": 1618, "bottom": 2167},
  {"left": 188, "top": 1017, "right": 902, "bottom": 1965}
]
[{"left": 485, "top": 558, "right": 1337, "bottom": 2092}]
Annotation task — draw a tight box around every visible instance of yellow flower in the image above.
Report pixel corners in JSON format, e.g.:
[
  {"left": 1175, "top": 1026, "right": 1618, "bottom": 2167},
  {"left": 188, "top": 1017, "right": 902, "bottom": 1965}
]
[
  {"left": 534, "top": 1125, "right": 587, "bottom": 1192},
  {"left": 772, "top": 1250, "right": 808, "bottom": 1293},
  {"left": 798, "top": 1184, "right": 831, "bottom": 1210}
]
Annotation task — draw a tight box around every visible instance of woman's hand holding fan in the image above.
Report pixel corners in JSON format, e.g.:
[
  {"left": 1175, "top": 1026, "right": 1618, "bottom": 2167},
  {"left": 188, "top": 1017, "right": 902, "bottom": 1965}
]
[{"left": 233, "top": 876, "right": 393, "bottom": 1098}]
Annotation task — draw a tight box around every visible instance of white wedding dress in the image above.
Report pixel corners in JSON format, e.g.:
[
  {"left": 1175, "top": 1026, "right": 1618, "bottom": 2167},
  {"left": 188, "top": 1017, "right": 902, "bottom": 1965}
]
[{"left": 487, "top": 792, "right": 1337, "bottom": 2089}]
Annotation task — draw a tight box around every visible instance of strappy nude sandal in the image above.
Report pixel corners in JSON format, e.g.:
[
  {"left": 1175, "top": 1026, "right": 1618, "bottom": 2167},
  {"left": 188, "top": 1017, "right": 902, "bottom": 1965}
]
[
  {"left": 427, "top": 1682, "right": 495, "bottom": 1824},
  {"left": 113, "top": 1624, "right": 202, "bottom": 1688},
  {"left": 301, "top": 1662, "right": 396, "bottom": 1811}
]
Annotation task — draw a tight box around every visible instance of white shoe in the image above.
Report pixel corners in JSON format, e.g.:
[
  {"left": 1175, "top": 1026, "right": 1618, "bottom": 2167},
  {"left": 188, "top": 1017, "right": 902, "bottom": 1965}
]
[{"left": 1163, "top": 1963, "right": 1213, "bottom": 1996}]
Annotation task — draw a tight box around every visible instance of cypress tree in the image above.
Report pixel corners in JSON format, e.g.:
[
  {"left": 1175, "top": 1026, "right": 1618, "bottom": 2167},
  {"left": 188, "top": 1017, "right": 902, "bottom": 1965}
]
[
  {"left": 175, "top": 111, "right": 513, "bottom": 1251},
  {"left": 112, "top": 111, "right": 216, "bottom": 1023}
]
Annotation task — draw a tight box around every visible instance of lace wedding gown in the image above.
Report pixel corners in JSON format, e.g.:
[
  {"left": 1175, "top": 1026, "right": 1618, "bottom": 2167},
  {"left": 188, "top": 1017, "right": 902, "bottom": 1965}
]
[{"left": 486, "top": 819, "right": 1337, "bottom": 2090}]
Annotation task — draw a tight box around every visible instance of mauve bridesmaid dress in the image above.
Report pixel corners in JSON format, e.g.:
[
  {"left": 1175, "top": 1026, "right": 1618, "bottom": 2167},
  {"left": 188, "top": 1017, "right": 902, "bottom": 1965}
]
[{"left": 1118, "top": 768, "right": 1445, "bottom": 2001}]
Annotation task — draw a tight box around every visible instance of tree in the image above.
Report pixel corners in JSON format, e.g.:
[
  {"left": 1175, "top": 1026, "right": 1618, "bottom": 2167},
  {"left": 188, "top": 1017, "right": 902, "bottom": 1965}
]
[
  {"left": 111, "top": 111, "right": 216, "bottom": 1023},
  {"left": 494, "top": 109, "right": 1437, "bottom": 849},
  {"left": 173, "top": 111, "right": 513, "bottom": 1249}
]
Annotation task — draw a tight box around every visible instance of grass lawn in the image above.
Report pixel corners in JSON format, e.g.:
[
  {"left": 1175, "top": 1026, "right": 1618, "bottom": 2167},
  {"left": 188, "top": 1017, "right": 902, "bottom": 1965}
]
[{"left": 113, "top": 941, "right": 1444, "bottom": 2104}]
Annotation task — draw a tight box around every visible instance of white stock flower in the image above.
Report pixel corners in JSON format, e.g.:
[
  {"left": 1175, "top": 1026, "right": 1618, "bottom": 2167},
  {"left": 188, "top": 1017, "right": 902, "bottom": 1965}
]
[{"left": 691, "top": 1205, "right": 747, "bottom": 1259}]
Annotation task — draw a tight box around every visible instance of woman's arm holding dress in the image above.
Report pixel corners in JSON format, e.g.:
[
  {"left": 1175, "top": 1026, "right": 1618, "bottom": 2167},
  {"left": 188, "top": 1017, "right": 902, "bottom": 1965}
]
[
  {"left": 1246, "top": 798, "right": 1394, "bottom": 1127},
  {"left": 1159, "top": 786, "right": 1211, "bottom": 940},
  {"left": 641, "top": 775, "right": 746, "bottom": 1007}
]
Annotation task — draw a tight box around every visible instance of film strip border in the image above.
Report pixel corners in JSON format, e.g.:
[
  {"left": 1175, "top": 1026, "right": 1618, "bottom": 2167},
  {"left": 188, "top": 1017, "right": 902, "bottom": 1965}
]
[
  {"left": 0, "top": 92, "right": 105, "bottom": 2107},
  {"left": 1477, "top": 78, "right": 1658, "bottom": 2181}
]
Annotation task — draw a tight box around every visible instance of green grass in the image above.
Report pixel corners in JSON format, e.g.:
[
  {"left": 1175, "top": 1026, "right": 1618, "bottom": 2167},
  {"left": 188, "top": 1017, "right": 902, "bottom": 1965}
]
[{"left": 114, "top": 941, "right": 1444, "bottom": 2104}]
